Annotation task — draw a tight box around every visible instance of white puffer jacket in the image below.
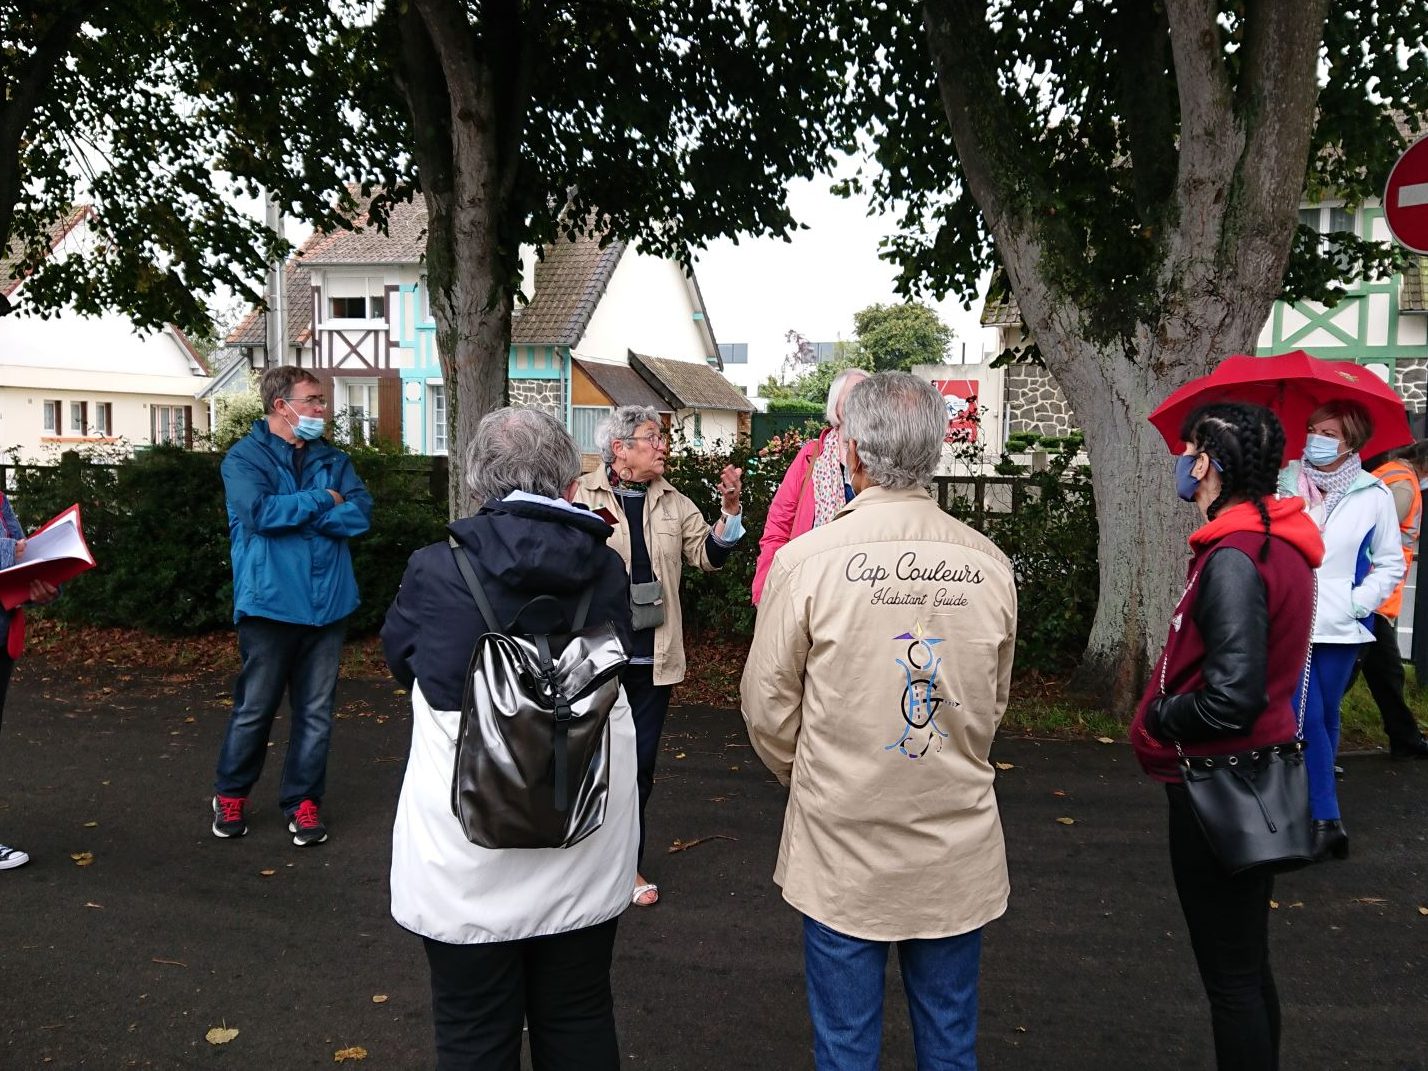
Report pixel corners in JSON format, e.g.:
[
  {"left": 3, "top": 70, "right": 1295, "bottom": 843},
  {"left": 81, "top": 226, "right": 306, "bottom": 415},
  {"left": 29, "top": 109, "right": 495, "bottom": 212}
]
[
  {"left": 1280, "top": 461, "right": 1405, "bottom": 644},
  {"left": 390, "top": 681, "right": 639, "bottom": 944}
]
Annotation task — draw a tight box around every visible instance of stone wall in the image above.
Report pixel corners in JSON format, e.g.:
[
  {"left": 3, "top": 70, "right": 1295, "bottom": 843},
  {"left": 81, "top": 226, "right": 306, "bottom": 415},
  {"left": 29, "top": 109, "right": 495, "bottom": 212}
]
[
  {"left": 509, "top": 378, "right": 563, "bottom": 417},
  {"left": 1394, "top": 358, "right": 1428, "bottom": 413},
  {"left": 1004, "top": 362, "right": 1076, "bottom": 436}
]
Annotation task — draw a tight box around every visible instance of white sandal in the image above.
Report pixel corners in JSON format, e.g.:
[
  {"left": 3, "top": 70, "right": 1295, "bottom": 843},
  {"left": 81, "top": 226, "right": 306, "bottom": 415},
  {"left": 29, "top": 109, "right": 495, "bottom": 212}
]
[{"left": 631, "top": 882, "right": 659, "bottom": 906}]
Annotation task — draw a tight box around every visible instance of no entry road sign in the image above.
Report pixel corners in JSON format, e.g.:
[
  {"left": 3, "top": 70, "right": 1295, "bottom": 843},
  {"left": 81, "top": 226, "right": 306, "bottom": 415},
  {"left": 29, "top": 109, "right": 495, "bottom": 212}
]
[{"left": 1385, "top": 133, "right": 1428, "bottom": 255}]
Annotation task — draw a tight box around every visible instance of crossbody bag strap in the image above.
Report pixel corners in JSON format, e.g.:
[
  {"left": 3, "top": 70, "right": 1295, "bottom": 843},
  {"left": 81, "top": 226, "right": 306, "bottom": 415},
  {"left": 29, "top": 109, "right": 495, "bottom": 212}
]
[
  {"left": 1294, "top": 574, "right": 1317, "bottom": 741},
  {"left": 448, "top": 537, "right": 503, "bottom": 635}
]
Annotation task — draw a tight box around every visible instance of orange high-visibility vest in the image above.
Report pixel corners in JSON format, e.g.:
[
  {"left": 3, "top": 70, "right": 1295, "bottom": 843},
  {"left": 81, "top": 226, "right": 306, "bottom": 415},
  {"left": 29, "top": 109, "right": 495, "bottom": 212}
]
[{"left": 1373, "top": 459, "right": 1422, "bottom": 618}]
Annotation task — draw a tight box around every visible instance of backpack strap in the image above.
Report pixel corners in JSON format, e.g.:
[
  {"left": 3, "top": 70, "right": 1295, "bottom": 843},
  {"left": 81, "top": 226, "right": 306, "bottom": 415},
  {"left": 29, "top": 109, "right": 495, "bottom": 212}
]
[{"left": 448, "top": 538, "right": 503, "bottom": 635}]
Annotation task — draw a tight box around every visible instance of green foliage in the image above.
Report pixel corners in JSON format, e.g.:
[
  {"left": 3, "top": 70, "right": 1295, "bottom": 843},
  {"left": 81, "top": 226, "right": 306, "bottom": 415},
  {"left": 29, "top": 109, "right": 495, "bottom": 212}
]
[
  {"left": 760, "top": 350, "right": 873, "bottom": 407},
  {"left": 10, "top": 447, "right": 449, "bottom": 636},
  {"left": 851, "top": 301, "right": 953, "bottom": 371},
  {"left": 208, "top": 377, "right": 266, "bottom": 451},
  {"left": 662, "top": 430, "right": 809, "bottom": 637},
  {"left": 973, "top": 456, "right": 1099, "bottom": 673},
  {"left": 764, "top": 398, "right": 826, "bottom": 415}
]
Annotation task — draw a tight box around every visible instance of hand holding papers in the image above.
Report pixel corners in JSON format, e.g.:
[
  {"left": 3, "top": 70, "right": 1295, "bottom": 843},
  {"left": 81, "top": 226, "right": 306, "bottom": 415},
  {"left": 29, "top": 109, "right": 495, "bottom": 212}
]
[{"left": 0, "top": 504, "right": 95, "bottom": 610}]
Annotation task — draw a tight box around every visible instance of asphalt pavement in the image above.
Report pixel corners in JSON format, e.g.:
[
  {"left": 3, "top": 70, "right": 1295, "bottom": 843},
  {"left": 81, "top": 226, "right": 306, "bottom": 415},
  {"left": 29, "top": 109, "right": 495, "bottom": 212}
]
[{"left": 1, "top": 657, "right": 1425, "bottom": 1070}]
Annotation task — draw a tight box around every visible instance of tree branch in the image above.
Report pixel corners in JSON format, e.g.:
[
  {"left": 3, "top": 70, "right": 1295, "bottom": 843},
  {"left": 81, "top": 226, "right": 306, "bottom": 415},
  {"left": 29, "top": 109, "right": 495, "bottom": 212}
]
[
  {"left": 1110, "top": 1, "right": 1177, "bottom": 224},
  {"left": 0, "top": 2, "right": 89, "bottom": 306},
  {"left": 1226, "top": 0, "right": 1328, "bottom": 289}
]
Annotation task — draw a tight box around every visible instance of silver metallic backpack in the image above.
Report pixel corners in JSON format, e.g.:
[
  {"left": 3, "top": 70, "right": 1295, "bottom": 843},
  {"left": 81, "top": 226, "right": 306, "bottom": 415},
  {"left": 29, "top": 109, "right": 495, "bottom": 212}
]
[{"left": 448, "top": 540, "right": 629, "bottom": 849}]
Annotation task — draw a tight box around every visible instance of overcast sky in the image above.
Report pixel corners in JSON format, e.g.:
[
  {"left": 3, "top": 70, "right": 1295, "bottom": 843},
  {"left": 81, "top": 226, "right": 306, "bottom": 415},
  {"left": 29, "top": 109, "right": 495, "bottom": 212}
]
[{"left": 692, "top": 172, "right": 992, "bottom": 379}]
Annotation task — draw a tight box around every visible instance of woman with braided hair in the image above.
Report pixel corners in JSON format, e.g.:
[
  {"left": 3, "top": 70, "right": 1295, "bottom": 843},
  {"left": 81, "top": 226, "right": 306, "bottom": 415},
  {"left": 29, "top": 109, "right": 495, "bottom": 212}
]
[
  {"left": 1132, "top": 402, "right": 1323, "bottom": 1070},
  {"left": 1279, "top": 400, "right": 1404, "bottom": 860}
]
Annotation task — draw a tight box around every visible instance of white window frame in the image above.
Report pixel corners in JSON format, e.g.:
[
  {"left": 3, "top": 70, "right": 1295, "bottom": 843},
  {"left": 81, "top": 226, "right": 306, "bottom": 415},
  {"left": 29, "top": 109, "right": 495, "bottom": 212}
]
[
  {"left": 69, "top": 401, "right": 87, "bottom": 434},
  {"left": 428, "top": 383, "right": 448, "bottom": 455},
  {"left": 42, "top": 399, "right": 59, "bottom": 432},
  {"left": 95, "top": 401, "right": 112, "bottom": 436},
  {"left": 325, "top": 274, "right": 388, "bottom": 323},
  {"left": 571, "top": 405, "right": 613, "bottom": 454},
  {"left": 338, "top": 378, "right": 380, "bottom": 445}
]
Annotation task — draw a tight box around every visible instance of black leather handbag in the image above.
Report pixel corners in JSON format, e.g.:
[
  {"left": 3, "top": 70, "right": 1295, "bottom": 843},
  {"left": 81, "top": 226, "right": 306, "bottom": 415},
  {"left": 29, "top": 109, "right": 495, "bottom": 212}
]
[
  {"left": 1177, "top": 742, "right": 1314, "bottom": 875},
  {"left": 1168, "top": 572, "right": 1316, "bottom": 875},
  {"left": 448, "top": 541, "right": 629, "bottom": 850}
]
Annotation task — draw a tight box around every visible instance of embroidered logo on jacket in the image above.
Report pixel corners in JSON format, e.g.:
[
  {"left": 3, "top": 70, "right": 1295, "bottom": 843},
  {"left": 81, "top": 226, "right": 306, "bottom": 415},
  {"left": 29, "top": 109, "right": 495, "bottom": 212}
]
[{"left": 886, "top": 622, "right": 957, "bottom": 759}]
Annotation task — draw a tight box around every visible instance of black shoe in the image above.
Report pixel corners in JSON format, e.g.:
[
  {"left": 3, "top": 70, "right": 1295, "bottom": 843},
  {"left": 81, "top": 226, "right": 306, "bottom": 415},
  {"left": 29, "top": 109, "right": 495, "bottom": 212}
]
[
  {"left": 1388, "top": 738, "right": 1428, "bottom": 760},
  {"left": 1311, "top": 819, "right": 1349, "bottom": 861}
]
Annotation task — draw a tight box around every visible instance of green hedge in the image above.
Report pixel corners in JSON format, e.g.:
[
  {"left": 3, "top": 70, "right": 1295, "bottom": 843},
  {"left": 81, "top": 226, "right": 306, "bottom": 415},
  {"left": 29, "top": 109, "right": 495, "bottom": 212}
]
[
  {"left": 8, "top": 445, "right": 447, "bottom": 636},
  {"left": 7, "top": 433, "right": 1097, "bottom": 670}
]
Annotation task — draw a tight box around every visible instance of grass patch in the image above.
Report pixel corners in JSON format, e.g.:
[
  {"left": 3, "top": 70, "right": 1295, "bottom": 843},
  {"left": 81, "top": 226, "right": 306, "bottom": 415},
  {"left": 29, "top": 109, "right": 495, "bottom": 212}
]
[{"left": 1337, "top": 664, "right": 1425, "bottom": 750}]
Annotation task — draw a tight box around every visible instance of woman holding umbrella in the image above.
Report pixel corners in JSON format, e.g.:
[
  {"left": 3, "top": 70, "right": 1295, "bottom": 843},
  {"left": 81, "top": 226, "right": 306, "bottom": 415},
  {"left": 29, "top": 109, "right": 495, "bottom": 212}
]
[{"left": 1280, "top": 399, "right": 1405, "bottom": 860}]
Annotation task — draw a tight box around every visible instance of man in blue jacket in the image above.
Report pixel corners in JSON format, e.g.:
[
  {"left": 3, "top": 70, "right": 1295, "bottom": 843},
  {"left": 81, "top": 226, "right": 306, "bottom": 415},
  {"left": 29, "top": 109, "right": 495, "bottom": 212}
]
[{"left": 211, "top": 366, "right": 373, "bottom": 846}]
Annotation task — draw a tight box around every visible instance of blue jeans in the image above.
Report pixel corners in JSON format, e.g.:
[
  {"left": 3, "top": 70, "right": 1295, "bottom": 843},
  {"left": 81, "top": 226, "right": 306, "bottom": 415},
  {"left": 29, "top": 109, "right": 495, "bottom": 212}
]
[
  {"left": 1302, "top": 642, "right": 1360, "bottom": 821},
  {"left": 214, "top": 616, "right": 346, "bottom": 813},
  {"left": 803, "top": 915, "right": 982, "bottom": 1071}
]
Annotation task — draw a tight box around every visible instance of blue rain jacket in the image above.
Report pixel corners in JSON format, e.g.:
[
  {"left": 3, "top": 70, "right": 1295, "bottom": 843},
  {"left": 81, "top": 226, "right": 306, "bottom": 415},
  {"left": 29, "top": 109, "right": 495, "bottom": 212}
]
[{"left": 221, "top": 420, "right": 372, "bottom": 626}]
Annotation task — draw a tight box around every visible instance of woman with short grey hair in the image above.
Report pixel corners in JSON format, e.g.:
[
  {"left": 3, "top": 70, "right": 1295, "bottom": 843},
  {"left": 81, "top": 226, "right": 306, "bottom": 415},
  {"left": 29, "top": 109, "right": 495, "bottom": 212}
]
[
  {"left": 840, "top": 372, "right": 947, "bottom": 490},
  {"left": 752, "top": 366, "right": 869, "bottom": 603},
  {"left": 466, "top": 407, "right": 581, "bottom": 505},
  {"left": 384, "top": 405, "right": 638, "bottom": 1069},
  {"left": 574, "top": 404, "right": 746, "bottom": 908}
]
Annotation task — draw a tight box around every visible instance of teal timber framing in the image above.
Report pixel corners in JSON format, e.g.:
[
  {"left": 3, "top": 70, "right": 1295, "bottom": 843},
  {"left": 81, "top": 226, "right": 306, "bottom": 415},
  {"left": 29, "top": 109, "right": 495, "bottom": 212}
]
[
  {"left": 508, "top": 344, "right": 565, "bottom": 379},
  {"left": 1258, "top": 208, "right": 1425, "bottom": 378}
]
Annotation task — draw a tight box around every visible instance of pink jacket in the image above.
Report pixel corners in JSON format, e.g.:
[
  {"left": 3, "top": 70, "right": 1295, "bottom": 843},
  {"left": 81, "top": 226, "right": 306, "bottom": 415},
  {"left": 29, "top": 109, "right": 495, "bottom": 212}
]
[{"left": 752, "top": 428, "right": 831, "bottom": 604}]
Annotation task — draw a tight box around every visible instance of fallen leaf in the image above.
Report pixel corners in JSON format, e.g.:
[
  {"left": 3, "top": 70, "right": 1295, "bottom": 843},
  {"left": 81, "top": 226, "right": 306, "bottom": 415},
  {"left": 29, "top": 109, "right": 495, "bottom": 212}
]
[
  {"left": 152, "top": 958, "right": 187, "bottom": 968},
  {"left": 994, "top": 762, "right": 1015, "bottom": 771},
  {"left": 674, "top": 752, "right": 687, "bottom": 760},
  {"left": 667, "top": 834, "right": 737, "bottom": 853},
  {"left": 1288, "top": 902, "right": 1304, "bottom": 909},
  {"left": 1095, "top": 736, "right": 1115, "bottom": 744},
  {"left": 259, "top": 869, "right": 276, "bottom": 877},
  {"left": 334, "top": 1046, "right": 368, "bottom": 1062},
  {"left": 84, "top": 902, "right": 104, "bottom": 909},
  {"left": 1055, "top": 817, "right": 1075, "bottom": 826},
  {"left": 83, "top": 821, "right": 98, "bottom": 828},
  {"left": 70, "top": 852, "right": 94, "bottom": 867},
  {"left": 1269, "top": 900, "right": 1279, "bottom": 909},
  {"left": 1418, "top": 906, "right": 1428, "bottom": 916},
  {"left": 393, "top": 688, "right": 408, "bottom": 696},
  {"left": 205, "top": 1026, "right": 239, "bottom": 1046},
  {"left": 728, "top": 766, "right": 739, "bottom": 772},
  {"left": 1052, "top": 790, "right": 1068, "bottom": 797},
  {"left": 371, "top": 994, "right": 388, "bottom": 1004},
  {"left": 1352, "top": 897, "right": 1387, "bottom": 906}
]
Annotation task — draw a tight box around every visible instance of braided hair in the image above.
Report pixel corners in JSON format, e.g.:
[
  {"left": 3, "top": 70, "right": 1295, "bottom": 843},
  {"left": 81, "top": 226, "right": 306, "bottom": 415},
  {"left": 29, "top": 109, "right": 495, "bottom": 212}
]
[{"left": 1179, "top": 402, "right": 1286, "bottom": 561}]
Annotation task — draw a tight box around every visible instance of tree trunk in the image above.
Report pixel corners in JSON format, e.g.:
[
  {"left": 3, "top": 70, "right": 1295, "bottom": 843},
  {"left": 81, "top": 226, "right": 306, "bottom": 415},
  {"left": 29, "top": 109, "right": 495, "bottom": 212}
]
[{"left": 396, "top": 0, "right": 521, "bottom": 519}]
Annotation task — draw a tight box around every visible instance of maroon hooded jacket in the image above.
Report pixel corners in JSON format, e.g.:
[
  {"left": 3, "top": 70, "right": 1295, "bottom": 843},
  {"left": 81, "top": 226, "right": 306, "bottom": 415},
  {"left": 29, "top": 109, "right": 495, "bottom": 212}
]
[{"left": 1131, "top": 498, "right": 1325, "bottom": 783}]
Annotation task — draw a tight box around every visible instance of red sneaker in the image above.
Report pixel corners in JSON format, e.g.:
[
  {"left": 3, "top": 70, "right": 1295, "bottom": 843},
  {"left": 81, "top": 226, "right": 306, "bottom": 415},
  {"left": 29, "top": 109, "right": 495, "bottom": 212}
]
[{"left": 287, "top": 800, "right": 328, "bottom": 846}]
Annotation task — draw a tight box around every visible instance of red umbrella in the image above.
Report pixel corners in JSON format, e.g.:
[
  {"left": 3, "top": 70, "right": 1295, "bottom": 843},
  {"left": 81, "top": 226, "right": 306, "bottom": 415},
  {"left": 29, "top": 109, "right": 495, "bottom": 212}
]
[{"left": 1147, "top": 350, "right": 1413, "bottom": 463}]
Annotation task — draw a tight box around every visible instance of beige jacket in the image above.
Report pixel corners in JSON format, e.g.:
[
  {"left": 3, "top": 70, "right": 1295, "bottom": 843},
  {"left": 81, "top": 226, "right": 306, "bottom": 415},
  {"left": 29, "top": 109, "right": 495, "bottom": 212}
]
[
  {"left": 740, "top": 485, "right": 1017, "bottom": 941},
  {"left": 574, "top": 468, "right": 725, "bottom": 686}
]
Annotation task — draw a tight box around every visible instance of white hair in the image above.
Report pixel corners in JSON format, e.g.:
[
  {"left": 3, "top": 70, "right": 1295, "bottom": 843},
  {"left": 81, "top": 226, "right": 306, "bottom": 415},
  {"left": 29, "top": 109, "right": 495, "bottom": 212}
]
[
  {"left": 465, "top": 407, "right": 580, "bottom": 503},
  {"left": 826, "top": 367, "right": 870, "bottom": 427},
  {"left": 595, "top": 405, "right": 661, "bottom": 463},
  {"left": 840, "top": 372, "right": 945, "bottom": 490}
]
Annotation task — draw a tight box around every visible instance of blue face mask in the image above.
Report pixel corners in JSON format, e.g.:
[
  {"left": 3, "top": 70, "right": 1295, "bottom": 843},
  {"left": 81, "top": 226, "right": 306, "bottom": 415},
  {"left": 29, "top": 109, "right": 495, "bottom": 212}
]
[
  {"left": 1303, "top": 433, "right": 1345, "bottom": 468},
  {"left": 282, "top": 402, "right": 325, "bottom": 442},
  {"left": 1175, "top": 453, "right": 1222, "bottom": 502}
]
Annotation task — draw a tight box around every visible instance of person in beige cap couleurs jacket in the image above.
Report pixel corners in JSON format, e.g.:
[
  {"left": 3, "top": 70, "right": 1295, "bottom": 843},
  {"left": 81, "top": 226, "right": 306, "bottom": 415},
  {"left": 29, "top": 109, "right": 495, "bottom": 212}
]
[{"left": 741, "top": 371, "right": 1017, "bottom": 1071}]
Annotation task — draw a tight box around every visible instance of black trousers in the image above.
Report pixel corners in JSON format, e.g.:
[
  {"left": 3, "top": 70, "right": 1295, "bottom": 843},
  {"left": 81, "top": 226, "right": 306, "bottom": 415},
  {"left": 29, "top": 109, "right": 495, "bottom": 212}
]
[
  {"left": 422, "top": 918, "right": 620, "bottom": 1071},
  {"left": 0, "top": 652, "right": 12, "bottom": 736},
  {"left": 1167, "top": 783, "right": 1280, "bottom": 1071},
  {"left": 623, "top": 664, "right": 672, "bottom": 867},
  {"left": 1360, "top": 613, "right": 1427, "bottom": 752}
]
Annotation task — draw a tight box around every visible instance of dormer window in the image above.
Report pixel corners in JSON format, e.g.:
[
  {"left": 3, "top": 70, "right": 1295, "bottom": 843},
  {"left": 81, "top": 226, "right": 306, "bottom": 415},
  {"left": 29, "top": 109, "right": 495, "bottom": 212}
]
[{"left": 327, "top": 275, "right": 387, "bottom": 321}]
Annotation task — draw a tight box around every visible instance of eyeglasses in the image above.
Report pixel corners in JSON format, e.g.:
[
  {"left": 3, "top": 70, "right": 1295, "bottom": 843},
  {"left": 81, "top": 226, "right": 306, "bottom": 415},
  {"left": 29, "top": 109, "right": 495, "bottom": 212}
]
[
  {"left": 286, "top": 394, "right": 327, "bottom": 408},
  {"left": 626, "top": 433, "right": 668, "bottom": 448}
]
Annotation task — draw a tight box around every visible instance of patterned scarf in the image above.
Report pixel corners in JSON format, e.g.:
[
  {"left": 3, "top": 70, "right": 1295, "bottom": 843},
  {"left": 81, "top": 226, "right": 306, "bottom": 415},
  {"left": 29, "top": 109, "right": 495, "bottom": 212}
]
[
  {"left": 810, "top": 429, "right": 848, "bottom": 529},
  {"left": 1298, "top": 452, "right": 1363, "bottom": 526},
  {"left": 607, "top": 465, "right": 650, "bottom": 495}
]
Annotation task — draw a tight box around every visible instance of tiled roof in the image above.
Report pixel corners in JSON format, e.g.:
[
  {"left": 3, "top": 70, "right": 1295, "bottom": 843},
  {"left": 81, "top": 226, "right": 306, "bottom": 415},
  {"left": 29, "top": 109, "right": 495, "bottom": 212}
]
[
  {"left": 225, "top": 259, "right": 314, "bottom": 346},
  {"left": 573, "top": 357, "right": 671, "bottom": 412},
  {"left": 1, "top": 205, "right": 95, "bottom": 298},
  {"left": 302, "top": 195, "right": 427, "bottom": 265},
  {"left": 1402, "top": 258, "right": 1428, "bottom": 313},
  {"left": 512, "top": 234, "right": 626, "bottom": 345},
  {"left": 629, "top": 351, "right": 754, "bottom": 412},
  {"left": 980, "top": 270, "right": 1021, "bottom": 327}
]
